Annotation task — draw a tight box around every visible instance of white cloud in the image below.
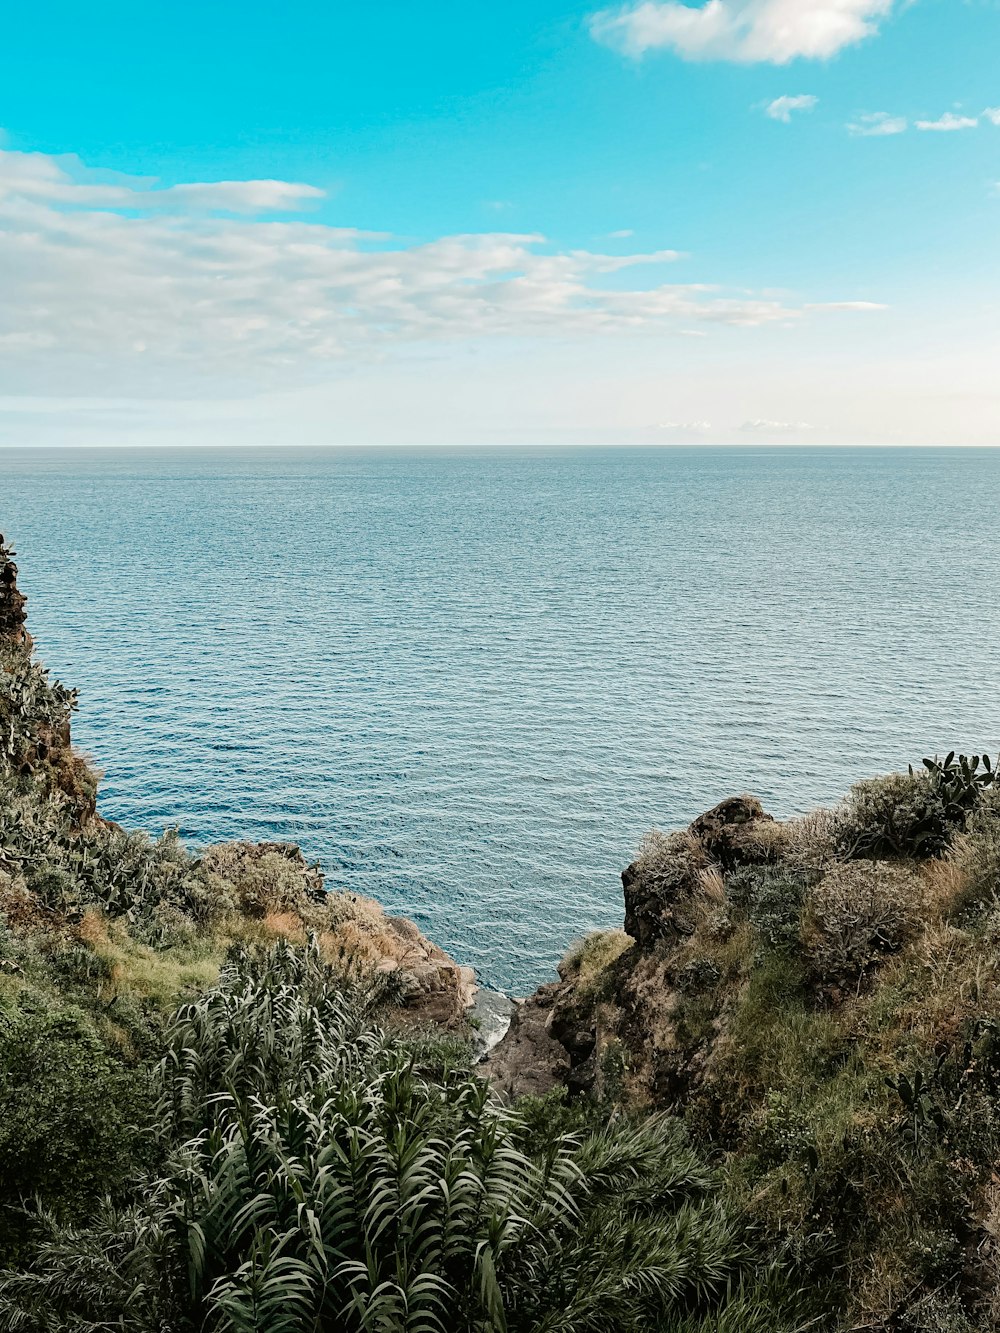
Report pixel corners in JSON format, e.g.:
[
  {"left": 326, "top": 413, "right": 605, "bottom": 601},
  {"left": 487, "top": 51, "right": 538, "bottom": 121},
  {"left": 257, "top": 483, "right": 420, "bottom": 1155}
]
[
  {"left": 0, "top": 149, "right": 325, "bottom": 212},
  {"left": 589, "top": 0, "right": 895, "bottom": 65},
  {"left": 608, "top": 228, "right": 635, "bottom": 238},
  {"left": 804, "top": 300, "right": 887, "bottom": 311},
  {"left": 740, "top": 418, "right": 814, "bottom": 432},
  {"left": 982, "top": 108, "right": 1000, "bottom": 126},
  {"left": 765, "top": 94, "right": 818, "bottom": 122},
  {"left": 0, "top": 146, "right": 883, "bottom": 398},
  {"left": 158, "top": 180, "right": 326, "bottom": 212},
  {"left": 847, "top": 111, "right": 907, "bottom": 136},
  {"left": 915, "top": 113, "right": 979, "bottom": 132}
]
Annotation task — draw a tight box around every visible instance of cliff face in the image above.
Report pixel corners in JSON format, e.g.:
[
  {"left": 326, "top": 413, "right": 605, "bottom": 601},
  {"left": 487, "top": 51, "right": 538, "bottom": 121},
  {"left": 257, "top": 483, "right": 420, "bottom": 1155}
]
[
  {"left": 485, "top": 794, "right": 780, "bottom": 1102},
  {"left": 0, "top": 535, "right": 98, "bottom": 822}
]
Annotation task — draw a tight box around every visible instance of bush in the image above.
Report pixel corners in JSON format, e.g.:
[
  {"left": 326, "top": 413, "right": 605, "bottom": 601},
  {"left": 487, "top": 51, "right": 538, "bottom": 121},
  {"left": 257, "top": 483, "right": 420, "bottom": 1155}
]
[
  {"left": 198, "top": 841, "right": 319, "bottom": 919},
  {"left": 838, "top": 771, "right": 948, "bottom": 859},
  {"left": 623, "top": 830, "right": 714, "bottom": 944},
  {"left": 727, "top": 866, "right": 808, "bottom": 951},
  {"left": 0, "top": 1002, "right": 152, "bottom": 1263},
  {"left": 780, "top": 808, "right": 840, "bottom": 878},
  {"left": 804, "top": 861, "right": 923, "bottom": 985},
  {"left": 838, "top": 758, "right": 998, "bottom": 862}
]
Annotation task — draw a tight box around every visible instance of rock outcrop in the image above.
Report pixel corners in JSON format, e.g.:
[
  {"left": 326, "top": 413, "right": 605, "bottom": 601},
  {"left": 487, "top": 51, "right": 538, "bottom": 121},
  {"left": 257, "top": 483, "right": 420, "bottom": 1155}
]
[
  {"left": 378, "top": 914, "right": 478, "bottom": 1028},
  {"left": 0, "top": 536, "right": 30, "bottom": 648},
  {"left": 485, "top": 794, "right": 781, "bottom": 1104},
  {"left": 0, "top": 538, "right": 97, "bottom": 821},
  {"left": 480, "top": 981, "right": 570, "bottom": 1097}
]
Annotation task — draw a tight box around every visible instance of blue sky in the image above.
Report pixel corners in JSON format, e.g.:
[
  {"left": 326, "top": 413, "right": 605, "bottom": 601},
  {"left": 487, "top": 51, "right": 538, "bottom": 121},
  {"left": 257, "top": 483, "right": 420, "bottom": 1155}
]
[{"left": 1, "top": 0, "right": 999, "bottom": 445}]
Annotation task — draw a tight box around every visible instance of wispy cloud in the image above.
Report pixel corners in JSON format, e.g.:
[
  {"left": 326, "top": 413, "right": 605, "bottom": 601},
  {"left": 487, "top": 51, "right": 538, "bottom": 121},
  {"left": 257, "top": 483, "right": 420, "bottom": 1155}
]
[
  {"left": 589, "top": 0, "right": 896, "bottom": 65},
  {"left": 916, "top": 112, "right": 979, "bottom": 132},
  {"left": 849, "top": 107, "right": 999, "bottom": 137},
  {"left": 847, "top": 111, "right": 908, "bottom": 136},
  {"left": 740, "top": 418, "right": 814, "bottom": 433},
  {"left": 804, "top": 301, "right": 886, "bottom": 311},
  {"left": 765, "top": 94, "right": 818, "bottom": 123},
  {"left": 656, "top": 420, "right": 713, "bottom": 433},
  {"left": 0, "top": 147, "right": 884, "bottom": 397},
  {"left": 0, "top": 149, "right": 326, "bottom": 212}
]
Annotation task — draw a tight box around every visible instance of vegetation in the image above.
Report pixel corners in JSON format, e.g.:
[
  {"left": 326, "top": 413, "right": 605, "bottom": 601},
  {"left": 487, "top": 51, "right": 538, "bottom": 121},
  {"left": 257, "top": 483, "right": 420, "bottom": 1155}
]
[
  {"left": 0, "top": 939, "right": 805, "bottom": 1332},
  {"left": 3, "top": 546, "right": 1000, "bottom": 1329},
  {"left": 544, "top": 759, "right": 1000, "bottom": 1331},
  {"left": 0, "top": 560, "right": 807, "bottom": 1332}
]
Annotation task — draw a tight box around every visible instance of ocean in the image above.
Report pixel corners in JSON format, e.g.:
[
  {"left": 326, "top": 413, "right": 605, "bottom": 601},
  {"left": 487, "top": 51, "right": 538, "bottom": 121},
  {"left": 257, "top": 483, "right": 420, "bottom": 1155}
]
[{"left": 2, "top": 445, "right": 999, "bottom": 992}]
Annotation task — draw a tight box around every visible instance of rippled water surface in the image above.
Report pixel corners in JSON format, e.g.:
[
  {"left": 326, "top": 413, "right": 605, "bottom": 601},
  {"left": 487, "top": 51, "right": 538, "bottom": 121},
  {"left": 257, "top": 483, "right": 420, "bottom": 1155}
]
[{"left": 3, "top": 446, "right": 999, "bottom": 991}]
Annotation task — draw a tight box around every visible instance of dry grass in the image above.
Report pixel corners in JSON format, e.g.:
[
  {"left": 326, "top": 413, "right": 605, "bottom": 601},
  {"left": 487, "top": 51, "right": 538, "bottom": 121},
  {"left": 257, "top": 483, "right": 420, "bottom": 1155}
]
[
  {"left": 634, "top": 828, "right": 708, "bottom": 882},
  {"left": 560, "top": 930, "right": 633, "bottom": 992},
  {"left": 697, "top": 866, "right": 726, "bottom": 905},
  {"left": 921, "top": 856, "right": 971, "bottom": 921},
  {"left": 263, "top": 912, "right": 308, "bottom": 943},
  {"left": 72, "top": 908, "right": 221, "bottom": 1009},
  {"left": 781, "top": 808, "right": 841, "bottom": 877}
]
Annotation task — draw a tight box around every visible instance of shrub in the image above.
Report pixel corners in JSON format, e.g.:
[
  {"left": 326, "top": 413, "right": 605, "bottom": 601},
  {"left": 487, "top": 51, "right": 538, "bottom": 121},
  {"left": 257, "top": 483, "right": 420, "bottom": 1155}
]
[
  {"left": 838, "top": 758, "right": 998, "bottom": 862},
  {"left": 198, "top": 841, "right": 318, "bottom": 919},
  {"left": 780, "top": 808, "right": 840, "bottom": 878},
  {"left": 0, "top": 1002, "right": 152, "bottom": 1263},
  {"left": 804, "top": 861, "right": 923, "bottom": 985},
  {"left": 624, "top": 830, "right": 713, "bottom": 943},
  {"left": 727, "top": 866, "right": 808, "bottom": 952},
  {"left": 838, "top": 771, "right": 948, "bottom": 859}
]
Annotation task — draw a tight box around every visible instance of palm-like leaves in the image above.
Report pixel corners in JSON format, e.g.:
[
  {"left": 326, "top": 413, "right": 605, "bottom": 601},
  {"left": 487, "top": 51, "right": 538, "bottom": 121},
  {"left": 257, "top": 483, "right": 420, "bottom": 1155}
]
[{"left": 0, "top": 940, "right": 804, "bottom": 1333}]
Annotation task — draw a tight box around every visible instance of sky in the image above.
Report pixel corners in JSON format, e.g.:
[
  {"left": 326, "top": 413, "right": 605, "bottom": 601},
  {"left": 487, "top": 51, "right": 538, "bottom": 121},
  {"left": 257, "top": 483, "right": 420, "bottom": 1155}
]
[{"left": 1, "top": 0, "right": 999, "bottom": 447}]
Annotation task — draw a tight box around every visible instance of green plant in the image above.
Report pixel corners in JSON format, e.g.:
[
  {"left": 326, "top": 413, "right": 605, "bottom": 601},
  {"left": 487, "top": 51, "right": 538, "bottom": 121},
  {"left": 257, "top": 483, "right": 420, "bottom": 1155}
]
[
  {"left": 0, "top": 1001, "right": 153, "bottom": 1263},
  {"left": 951, "top": 787, "right": 1000, "bottom": 915},
  {"left": 839, "top": 756, "right": 998, "bottom": 862},
  {"left": 727, "top": 867, "right": 808, "bottom": 951},
  {"left": 804, "top": 861, "right": 922, "bottom": 985},
  {"left": 0, "top": 940, "right": 806, "bottom": 1333},
  {"left": 920, "top": 753, "right": 997, "bottom": 826}
]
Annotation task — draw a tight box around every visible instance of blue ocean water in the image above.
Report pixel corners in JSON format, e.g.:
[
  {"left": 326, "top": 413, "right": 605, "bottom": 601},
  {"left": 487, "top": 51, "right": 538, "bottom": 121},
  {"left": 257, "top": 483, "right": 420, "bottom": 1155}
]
[{"left": 2, "top": 446, "right": 999, "bottom": 992}]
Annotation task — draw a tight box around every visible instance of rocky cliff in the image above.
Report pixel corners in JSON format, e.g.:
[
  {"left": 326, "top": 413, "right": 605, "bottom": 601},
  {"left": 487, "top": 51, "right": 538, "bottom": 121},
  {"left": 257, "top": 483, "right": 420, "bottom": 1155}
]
[
  {"left": 484, "top": 794, "right": 779, "bottom": 1101},
  {"left": 0, "top": 537, "right": 30, "bottom": 648}
]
